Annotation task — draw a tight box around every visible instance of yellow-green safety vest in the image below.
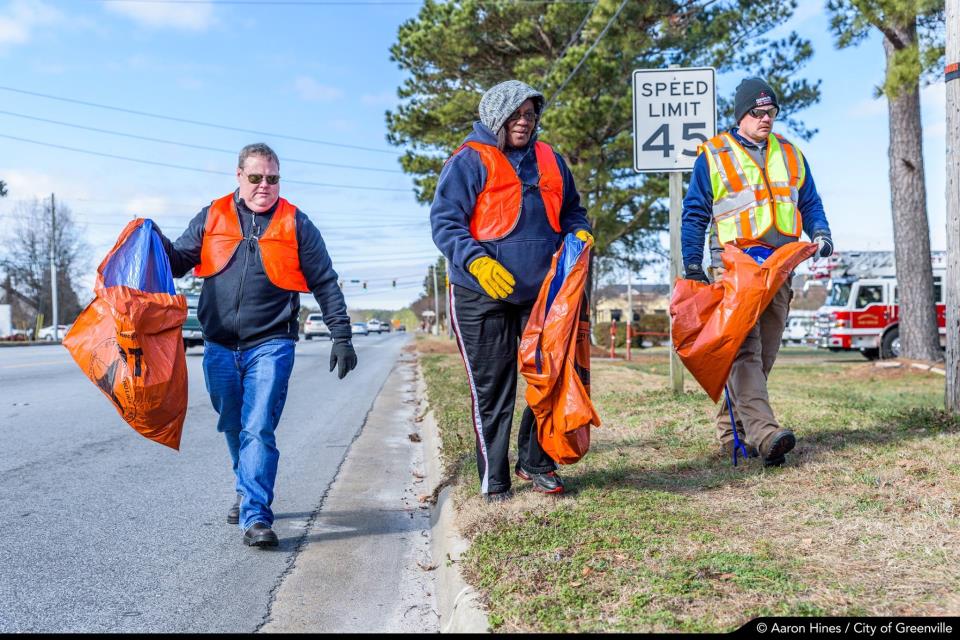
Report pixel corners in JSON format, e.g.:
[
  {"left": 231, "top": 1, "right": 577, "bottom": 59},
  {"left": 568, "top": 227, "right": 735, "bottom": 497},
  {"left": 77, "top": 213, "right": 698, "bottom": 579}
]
[{"left": 699, "top": 131, "right": 806, "bottom": 247}]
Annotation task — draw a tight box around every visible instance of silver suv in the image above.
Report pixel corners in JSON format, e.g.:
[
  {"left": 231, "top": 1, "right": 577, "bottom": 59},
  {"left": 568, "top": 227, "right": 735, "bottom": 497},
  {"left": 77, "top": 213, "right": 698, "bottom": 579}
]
[{"left": 304, "top": 313, "right": 330, "bottom": 340}]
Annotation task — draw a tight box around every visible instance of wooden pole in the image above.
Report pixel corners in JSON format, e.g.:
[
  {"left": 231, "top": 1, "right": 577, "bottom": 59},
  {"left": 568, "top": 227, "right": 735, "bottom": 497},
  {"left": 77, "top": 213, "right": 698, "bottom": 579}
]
[{"left": 946, "top": 0, "right": 960, "bottom": 412}]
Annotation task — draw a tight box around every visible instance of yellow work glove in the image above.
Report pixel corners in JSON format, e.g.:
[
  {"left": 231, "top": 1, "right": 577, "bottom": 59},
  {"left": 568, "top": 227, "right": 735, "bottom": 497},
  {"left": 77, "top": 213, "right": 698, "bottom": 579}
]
[
  {"left": 575, "top": 229, "right": 594, "bottom": 246},
  {"left": 468, "top": 256, "right": 515, "bottom": 300}
]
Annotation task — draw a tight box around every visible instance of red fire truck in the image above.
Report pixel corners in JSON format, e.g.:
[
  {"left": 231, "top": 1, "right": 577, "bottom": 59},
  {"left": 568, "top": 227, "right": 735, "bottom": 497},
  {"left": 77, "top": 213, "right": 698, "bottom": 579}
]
[{"left": 813, "top": 252, "right": 946, "bottom": 360}]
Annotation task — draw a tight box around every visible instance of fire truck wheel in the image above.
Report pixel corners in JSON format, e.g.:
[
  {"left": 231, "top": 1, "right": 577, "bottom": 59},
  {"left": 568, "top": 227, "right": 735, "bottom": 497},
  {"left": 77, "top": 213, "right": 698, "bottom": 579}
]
[
  {"left": 860, "top": 348, "right": 880, "bottom": 361},
  {"left": 881, "top": 327, "right": 900, "bottom": 360}
]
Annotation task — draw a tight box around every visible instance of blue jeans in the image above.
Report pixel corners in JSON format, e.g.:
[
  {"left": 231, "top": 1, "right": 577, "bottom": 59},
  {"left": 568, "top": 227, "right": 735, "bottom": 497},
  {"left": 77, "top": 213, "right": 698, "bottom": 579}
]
[{"left": 203, "top": 338, "right": 295, "bottom": 530}]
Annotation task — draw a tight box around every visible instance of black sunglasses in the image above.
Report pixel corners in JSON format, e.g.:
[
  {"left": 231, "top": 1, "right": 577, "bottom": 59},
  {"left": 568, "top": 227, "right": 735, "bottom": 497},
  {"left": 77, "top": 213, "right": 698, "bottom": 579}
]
[
  {"left": 748, "top": 107, "right": 779, "bottom": 120},
  {"left": 244, "top": 173, "right": 280, "bottom": 185}
]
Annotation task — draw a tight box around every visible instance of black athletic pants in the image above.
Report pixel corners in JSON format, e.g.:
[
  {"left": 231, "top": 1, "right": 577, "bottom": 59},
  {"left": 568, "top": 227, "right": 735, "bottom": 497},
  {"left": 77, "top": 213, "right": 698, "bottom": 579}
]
[{"left": 449, "top": 284, "right": 556, "bottom": 494}]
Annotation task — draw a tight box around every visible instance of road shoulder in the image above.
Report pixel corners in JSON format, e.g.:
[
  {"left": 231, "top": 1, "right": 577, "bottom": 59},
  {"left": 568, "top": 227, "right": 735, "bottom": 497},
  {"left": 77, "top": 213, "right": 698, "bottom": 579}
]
[{"left": 261, "top": 348, "right": 438, "bottom": 633}]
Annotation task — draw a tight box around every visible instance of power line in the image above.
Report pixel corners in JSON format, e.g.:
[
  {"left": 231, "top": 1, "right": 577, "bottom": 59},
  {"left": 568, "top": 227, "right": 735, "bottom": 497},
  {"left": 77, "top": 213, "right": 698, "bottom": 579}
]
[
  {"left": 541, "top": 1, "right": 598, "bottom": 83},
  {"left": 0, "top": 85, "right": 398, "bottom": 155},
  {"left": 544, "top": 0, "right": 628, "bottom": 107},
  {"left": 0, "top": 110, "right": 401, "bottom": 174},
  {"left": 0, "top": 133, "right": 411, "bottom": 192}
]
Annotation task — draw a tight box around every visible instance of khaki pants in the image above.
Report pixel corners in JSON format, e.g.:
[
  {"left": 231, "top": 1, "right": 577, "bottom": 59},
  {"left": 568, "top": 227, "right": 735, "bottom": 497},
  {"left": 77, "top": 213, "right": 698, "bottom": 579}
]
[{"left": 715, "top": 282, "right": 792, "bottom": 448}]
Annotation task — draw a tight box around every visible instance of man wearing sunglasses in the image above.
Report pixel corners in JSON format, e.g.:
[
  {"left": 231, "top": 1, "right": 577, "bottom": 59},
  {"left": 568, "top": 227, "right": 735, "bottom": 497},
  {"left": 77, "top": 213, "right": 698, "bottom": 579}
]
[
  {"left": 158, "top": 142, "right": 357, "bottom": 548},
  {"left": 680, "top": 77, "right": 833, "bottom": 468}
]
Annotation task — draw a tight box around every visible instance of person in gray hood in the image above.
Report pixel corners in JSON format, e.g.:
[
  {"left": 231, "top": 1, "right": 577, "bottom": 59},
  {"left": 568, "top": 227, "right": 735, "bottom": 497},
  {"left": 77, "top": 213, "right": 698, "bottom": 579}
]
[{"left": 431, "top": 79, "right": 593, "bottom": 502}]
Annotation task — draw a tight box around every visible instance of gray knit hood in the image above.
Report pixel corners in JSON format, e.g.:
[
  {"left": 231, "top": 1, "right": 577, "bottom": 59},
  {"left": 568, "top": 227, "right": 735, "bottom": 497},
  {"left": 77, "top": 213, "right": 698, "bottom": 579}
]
[{"left": 478, "top": 80, "right": 544, "bottom": 134}]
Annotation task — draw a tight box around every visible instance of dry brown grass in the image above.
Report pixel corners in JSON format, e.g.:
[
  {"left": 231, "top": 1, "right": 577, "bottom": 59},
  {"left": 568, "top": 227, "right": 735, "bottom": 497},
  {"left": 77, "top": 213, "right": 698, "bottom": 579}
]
[{"left": 418, "top": 340, "right": 960, "bottom": 630}]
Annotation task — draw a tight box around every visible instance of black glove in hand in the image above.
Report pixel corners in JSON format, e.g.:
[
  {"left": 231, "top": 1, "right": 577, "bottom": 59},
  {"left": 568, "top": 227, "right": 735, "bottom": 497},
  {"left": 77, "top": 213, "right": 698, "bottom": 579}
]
[
  {"left": 684, "top": 264, "right": 710, "bottom": 284},
  {"left": 813, "top": 233, "right": 833, "bottom": 258},
  {"left": 329, "top": 339, "right": 358, "bottom": 379}
]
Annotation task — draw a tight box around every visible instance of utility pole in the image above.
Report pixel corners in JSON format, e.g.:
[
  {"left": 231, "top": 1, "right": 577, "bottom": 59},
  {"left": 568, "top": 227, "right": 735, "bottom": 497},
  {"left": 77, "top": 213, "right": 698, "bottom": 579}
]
[
  {"left": 946, "top": 0, "right": 959, "bottom": 413},
  {"left": 50, "top": 193, "right": 59, "bottom": 341},
  {"left": 626, "top": 270, "right": 633, "bottom": 361},
  {"left": 668, "top": 172, "right": 683, "bottom": 393},
  {"left": 445, "top": 262, "right": 452, "bottom": 339},
  {"left": 432, "top": 263, "right": 440, "bottom": 336}
]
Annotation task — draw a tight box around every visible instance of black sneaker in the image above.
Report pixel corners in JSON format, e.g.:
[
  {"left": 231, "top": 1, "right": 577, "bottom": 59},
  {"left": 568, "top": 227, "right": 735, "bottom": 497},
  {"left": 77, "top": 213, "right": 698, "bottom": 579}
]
[
  {"left": 243, "top": 522, "right": 278, "bottom": 547},
  {"left": 759, "top": 430, "right": 796, "bottom": 467},
  {"left": 227, "top": 495, "right": 240, "bottom": 525},
  {"left": 484, "top": 489, "right": 513, "bottom": 504},
  {"left": 515, "top": 466, "right": 564, "bottom": 494}
]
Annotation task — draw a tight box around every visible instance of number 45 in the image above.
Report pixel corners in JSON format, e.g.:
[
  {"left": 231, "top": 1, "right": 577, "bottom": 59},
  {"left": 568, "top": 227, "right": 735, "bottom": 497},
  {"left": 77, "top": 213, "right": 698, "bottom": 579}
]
[{"left": 641, "top": 123, "right": 707, "bottom": 158}]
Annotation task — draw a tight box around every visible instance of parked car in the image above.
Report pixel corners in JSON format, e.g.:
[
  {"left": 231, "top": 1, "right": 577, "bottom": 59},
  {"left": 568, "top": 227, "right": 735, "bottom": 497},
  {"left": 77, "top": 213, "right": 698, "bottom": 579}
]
[
  {"left": 397, "top": 324, "right": 406, "bottom": 333},
  {"left": 351, "top": 322, "right": 369, "bottom": 336},
  {"left": 304, "top": 313, "right": 330, "bottom": 340},
  {"left": 37, "top": 324, "right": 71, "bottom": 341},
  {"left": 366, "top": 319, "right": 383, "bottom": 334},
  {"left": 182, "top": 294, "right": 203, "bottom": 348}
]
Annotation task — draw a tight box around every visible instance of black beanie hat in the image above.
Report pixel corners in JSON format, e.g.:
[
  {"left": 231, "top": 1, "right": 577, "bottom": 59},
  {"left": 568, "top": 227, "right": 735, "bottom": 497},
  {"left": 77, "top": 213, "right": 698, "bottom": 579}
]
[{"left": 734, "top": 77, "right": 779, "bottom": 123}]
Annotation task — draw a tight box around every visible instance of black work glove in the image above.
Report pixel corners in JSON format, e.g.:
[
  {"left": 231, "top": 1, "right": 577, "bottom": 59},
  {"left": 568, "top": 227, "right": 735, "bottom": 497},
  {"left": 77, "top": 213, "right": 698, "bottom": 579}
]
[
  {"left": 813, "top": 233, "right": 833, "bottom": 258},
  {"left": 683, "top": 263, "right": 710, "bottom": 284},
  {"left": 329, "top": 338, "right": 358, "bottom": 380}
]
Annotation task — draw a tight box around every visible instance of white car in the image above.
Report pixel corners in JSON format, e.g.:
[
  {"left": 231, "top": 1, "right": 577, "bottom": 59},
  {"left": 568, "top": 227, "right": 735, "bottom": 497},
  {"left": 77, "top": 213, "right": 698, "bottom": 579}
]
[
  {"left": 351, "top": 322, "right": 369, "bottom": 336},
  {"left": 366, "top": 319, "right": 383, "bottom": 334},
  {"left": 304, "top": 313, "right": 330, "bottom": 340},
  {"left": 37, "top": 324, "right": 71, "bottom": 341}
]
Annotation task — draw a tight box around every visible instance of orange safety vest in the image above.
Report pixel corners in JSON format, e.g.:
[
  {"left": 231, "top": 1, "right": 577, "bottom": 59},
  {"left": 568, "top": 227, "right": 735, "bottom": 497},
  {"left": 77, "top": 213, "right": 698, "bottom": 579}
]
[
  {"left": 194, "top": 193, "right": 310, "bottom": 293},
  {"left": 453, "top": 141, "right": 564, "bottom": 242}
]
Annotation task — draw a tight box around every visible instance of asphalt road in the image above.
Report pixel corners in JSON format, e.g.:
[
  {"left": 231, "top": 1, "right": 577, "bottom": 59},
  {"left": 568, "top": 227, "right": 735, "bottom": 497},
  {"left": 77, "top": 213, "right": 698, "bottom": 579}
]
[{"left": 0, "top": 331, "right": 411, "bottom": 632}]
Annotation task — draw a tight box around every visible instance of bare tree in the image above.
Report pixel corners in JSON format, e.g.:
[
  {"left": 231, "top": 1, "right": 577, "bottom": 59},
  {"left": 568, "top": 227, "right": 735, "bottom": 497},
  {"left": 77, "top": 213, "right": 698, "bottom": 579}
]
[{"left": 0, "top": 198, "right": 91, "bottom": 328}]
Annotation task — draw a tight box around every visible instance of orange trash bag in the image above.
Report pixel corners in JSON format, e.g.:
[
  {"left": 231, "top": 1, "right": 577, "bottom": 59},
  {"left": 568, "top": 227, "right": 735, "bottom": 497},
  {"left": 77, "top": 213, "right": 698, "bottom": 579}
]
[
  {"left": 520, "top": 234, "right": 601, "bottom": 465},
  {"left": 63, "top": 219, "right": 188, "bottom": 450},
  {"left": 669, "top": 242, "right": 817, "bottom": 403}
]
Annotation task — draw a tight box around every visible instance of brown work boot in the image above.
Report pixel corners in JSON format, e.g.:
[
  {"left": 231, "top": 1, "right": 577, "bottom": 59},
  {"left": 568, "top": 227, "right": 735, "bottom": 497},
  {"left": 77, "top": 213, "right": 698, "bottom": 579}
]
[{"left": 759, "top": 429, "right": 796, "bottom": 467}]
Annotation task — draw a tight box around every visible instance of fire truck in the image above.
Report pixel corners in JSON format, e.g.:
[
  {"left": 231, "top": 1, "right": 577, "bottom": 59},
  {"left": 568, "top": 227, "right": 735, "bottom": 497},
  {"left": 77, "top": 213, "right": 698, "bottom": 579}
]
[{"left": 813, "top": 251, "right": 946, "bottom": 360}]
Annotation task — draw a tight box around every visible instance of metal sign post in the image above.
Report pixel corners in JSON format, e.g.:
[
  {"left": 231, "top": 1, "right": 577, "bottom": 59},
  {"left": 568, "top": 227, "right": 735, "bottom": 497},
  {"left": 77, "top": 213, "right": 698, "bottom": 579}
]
[{"left": 632, "top": 67, "right": 716, "bottom": 394}]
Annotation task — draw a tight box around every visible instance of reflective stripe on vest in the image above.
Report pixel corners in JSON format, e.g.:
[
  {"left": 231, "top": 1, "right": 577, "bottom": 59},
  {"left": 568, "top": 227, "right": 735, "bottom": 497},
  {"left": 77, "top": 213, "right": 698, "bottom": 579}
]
[
  {"left": 194, "top": 193, "right": 310, "bottom": 293},
  {"left": 699, "top": 132, "right": 806, "bottom": 247},
  {"left": 452, "top": 140, "right": 563, "bottom": 241}
]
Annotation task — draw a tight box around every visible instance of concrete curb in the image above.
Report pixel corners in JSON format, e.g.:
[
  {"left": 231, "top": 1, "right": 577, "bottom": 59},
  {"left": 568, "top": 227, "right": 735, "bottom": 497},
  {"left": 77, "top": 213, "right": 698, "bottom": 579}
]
[{"left": 415, "top": 360, "right": 490, "bottom": 634}]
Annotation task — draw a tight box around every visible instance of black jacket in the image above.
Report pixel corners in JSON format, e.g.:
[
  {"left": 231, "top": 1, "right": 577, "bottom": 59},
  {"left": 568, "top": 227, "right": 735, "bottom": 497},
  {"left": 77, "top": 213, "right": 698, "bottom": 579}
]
[{"left": 160, "top": 191, "right": 351, "bottom": 349}]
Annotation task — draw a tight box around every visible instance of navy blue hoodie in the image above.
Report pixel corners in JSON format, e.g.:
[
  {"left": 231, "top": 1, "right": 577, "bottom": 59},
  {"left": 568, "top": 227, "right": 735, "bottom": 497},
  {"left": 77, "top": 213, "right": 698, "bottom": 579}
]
[{"left": 430, "top": 122, "right": 592, "bottom": 305}]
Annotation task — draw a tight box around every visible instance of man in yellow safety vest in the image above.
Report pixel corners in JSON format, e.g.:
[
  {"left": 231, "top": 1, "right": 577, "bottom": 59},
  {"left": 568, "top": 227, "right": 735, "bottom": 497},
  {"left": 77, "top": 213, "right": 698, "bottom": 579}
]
[{"left": 680, "top": 77, "right": 833, "bottom": 467}]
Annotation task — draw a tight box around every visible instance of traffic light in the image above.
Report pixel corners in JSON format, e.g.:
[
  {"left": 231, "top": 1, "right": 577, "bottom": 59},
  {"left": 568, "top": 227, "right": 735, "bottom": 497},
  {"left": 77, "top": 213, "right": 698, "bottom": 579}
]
[
  {"left": 392, "top": 279, "right": 396, "bottom": 288},
  {"left": 363, "top": 281, "right": 367, "bottom": 290}
]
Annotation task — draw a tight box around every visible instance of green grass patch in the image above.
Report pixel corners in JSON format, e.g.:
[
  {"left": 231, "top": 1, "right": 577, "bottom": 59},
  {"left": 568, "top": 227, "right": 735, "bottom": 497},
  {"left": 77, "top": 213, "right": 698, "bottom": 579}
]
[{"left": 416, "top": 337, "right": 959, "bottom": 631}]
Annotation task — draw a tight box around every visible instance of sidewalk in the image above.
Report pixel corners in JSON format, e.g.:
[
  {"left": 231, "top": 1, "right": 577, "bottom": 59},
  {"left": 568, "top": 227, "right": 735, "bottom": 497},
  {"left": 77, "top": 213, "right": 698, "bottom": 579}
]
[{"left": 261, "top": 349, "right": 438, "bottom": 633}]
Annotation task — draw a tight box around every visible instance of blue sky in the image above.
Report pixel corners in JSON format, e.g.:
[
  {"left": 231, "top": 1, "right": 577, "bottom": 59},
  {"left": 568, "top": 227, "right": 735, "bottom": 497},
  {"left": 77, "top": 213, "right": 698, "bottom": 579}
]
[{"left": 0, "top": 0, "right": 949, "bottom": 309}]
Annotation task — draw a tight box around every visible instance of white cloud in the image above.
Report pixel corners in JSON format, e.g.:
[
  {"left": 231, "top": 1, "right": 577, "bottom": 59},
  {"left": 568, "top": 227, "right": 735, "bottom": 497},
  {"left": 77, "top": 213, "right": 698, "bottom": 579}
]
[
  {"left": 105, "top": 2, "right": 214, "bottom": 31},
  {"left": 0, "top": 0, "right": 61, "bottom": 48},
  {"left": 294, "top": 76, "right": 344, "bottom": 103},
  {"left": 0, "top": 169, "right": 90, "bottom": 204}
]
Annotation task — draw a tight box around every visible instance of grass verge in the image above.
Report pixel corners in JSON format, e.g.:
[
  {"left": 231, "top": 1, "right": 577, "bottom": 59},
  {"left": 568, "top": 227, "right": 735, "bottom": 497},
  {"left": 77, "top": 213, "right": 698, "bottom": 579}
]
[{"left": 416, "top": 337, "right": 960, "bottom": 631}]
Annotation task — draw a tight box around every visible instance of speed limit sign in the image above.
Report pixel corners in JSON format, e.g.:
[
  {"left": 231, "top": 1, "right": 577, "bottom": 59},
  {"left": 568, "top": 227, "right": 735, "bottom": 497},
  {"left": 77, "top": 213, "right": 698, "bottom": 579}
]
[{"left": 632, "top": 67, "right": 716, "bottom": 172}]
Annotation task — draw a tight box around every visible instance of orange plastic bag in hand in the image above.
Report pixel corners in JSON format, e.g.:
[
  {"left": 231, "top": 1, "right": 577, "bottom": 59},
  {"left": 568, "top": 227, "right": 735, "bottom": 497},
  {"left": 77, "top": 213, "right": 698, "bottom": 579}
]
[
  {"left": 669, "top": 242, "right": 817, "bottom": 403},
  {"left": 520, "top": 234, "right": 601, "bottom": 465},
  {"left": 64, "top": 219, "right": 187, "bottom": 449}
]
